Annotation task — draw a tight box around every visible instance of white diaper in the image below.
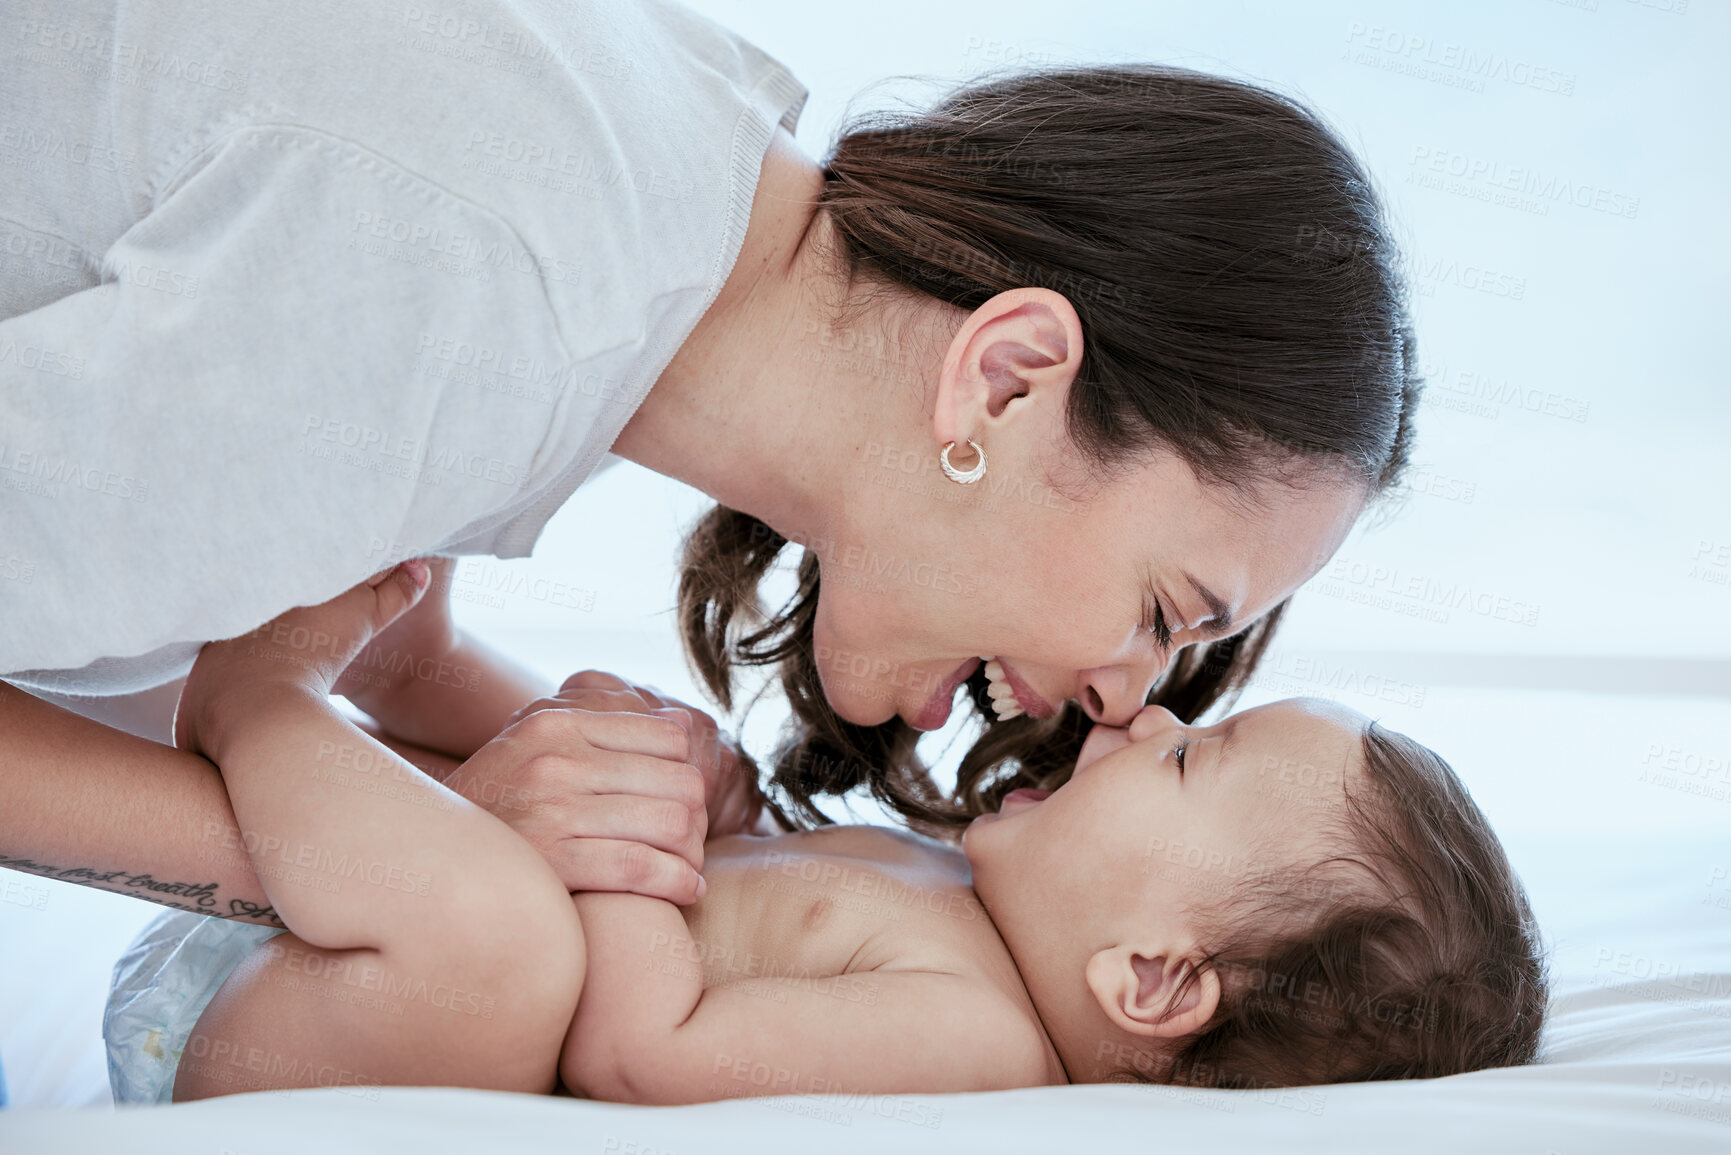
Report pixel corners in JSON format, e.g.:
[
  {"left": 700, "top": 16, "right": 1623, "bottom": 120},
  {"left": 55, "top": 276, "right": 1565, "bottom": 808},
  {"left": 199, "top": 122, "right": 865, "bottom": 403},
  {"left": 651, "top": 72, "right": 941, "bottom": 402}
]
[{"left": 103, "top": 910, "right": 285, "bottom": 1104}]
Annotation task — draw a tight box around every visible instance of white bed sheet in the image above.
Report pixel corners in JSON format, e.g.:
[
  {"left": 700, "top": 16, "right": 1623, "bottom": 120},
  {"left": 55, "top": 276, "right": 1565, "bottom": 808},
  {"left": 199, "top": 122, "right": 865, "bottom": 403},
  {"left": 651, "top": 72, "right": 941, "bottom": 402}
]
[
  {"left": 0, "top": 971, "right": 1727, "bottom": 1155},
  {"left": 3, "top": 685, "right": 1728, "bottom": 1152}
]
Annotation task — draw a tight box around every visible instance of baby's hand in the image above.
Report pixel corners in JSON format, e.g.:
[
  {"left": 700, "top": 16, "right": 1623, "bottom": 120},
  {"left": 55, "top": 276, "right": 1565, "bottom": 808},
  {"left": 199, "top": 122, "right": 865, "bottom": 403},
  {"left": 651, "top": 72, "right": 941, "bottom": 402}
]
[
  {"left": 173, "top": 561, "right": 432, "bottom": 759},
  {"left": 330, "top": 555, "right": 459, "bottom": 708}
]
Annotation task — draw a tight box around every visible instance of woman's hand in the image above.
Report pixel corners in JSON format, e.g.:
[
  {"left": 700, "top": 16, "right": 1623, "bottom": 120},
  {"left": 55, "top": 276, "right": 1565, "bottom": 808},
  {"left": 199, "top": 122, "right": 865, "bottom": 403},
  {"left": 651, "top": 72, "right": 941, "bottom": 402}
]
[
  {"left": 176, "top": 559, "right": 764, "bottom": 905},
  {"left": 549, "top": 671, "right": 766, "bottom": 841},
  {"left": 441, "top": 671, "right": 766, "bottom": 904}
]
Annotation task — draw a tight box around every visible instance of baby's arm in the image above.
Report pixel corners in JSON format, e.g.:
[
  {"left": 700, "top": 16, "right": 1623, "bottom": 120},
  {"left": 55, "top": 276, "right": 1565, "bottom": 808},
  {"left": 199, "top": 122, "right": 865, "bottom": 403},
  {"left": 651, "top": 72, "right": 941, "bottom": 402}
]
[
  {"left": 172, "top": 566, "right": 585, "bottom": 1098},
  {"left": 334, "top": 557, "right": 549, "bottom": 761},
  {"left": 562, "top": 891, "right": 1050, "bottom": 1104},
  {"left": 336, "top": 559, "right": 759, "bottom": 899}
]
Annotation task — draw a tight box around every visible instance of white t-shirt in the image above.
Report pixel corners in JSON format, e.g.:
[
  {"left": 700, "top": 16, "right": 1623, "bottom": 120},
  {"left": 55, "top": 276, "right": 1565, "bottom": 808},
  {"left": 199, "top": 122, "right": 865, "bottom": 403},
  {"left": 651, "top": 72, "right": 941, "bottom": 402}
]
[{"left": 0, "top": 0, "right": 807, "bottom": 694}]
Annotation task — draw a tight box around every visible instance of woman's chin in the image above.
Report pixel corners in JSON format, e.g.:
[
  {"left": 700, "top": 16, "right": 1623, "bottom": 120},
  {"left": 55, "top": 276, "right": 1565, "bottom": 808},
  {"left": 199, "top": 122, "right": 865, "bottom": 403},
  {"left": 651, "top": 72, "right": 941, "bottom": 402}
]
[{"left": 825, "top": 688, "right": 897, "bottom": 728}]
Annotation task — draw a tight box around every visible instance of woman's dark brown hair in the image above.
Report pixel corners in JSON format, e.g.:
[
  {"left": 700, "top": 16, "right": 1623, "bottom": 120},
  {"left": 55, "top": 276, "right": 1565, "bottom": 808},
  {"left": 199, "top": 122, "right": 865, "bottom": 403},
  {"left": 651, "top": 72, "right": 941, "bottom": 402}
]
[
  {"left": 678, "top": 64, "right": 1422, "bottom": 832},
  {"left": 1150, "top": 723, "right": 1548, "bottom": 1088}
]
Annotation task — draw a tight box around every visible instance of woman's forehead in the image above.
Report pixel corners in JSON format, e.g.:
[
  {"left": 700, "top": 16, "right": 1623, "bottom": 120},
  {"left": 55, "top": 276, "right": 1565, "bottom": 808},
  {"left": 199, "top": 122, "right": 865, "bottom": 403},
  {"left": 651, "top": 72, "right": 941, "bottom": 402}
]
[{"left": 1110, "top": 453, "right": 1365, "bottom": 571}]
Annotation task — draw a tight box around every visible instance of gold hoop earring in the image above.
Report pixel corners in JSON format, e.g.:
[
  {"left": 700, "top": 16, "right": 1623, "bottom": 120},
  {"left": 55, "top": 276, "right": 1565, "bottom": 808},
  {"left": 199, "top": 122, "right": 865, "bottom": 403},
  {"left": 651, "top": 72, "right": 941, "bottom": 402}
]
[{"left": 940, "top": 440, "right": 987, "bottom": 485}]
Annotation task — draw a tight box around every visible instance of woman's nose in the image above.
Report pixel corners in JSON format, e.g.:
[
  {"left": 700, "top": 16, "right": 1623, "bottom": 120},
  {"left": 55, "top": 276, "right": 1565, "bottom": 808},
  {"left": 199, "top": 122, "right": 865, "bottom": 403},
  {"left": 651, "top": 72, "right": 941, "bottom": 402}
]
[{"left": 1077, "top": 657, "right": 1169, "bottom": 726}]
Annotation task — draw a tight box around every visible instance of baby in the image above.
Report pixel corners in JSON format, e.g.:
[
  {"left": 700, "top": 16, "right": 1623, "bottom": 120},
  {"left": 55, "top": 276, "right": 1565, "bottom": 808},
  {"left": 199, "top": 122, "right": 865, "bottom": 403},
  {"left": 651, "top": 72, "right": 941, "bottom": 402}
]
[{"left": 135, "top": 565, "right": 1545, "bottom": 1103}]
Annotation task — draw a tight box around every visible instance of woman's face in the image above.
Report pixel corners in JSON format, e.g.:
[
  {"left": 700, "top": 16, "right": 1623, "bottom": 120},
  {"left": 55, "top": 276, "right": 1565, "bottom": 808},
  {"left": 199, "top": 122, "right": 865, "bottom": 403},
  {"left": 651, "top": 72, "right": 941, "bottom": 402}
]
[{"left": 809, "top": 447, "right": 1365, "bottom": 731}]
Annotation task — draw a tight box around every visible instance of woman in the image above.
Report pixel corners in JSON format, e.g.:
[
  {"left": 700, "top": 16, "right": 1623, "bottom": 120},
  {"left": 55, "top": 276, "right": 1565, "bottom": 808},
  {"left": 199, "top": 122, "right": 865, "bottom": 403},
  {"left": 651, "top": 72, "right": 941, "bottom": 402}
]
[{"left": 0, "top": 1, "right": 1418, "bottom": 911}]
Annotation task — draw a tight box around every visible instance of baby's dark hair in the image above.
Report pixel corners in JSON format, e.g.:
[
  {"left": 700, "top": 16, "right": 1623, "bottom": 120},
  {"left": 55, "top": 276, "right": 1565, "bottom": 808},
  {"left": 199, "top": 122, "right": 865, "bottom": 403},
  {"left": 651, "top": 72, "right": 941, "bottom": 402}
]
[{"left": 1126, "top": 723, "right": 1547, "bottom": 1089}]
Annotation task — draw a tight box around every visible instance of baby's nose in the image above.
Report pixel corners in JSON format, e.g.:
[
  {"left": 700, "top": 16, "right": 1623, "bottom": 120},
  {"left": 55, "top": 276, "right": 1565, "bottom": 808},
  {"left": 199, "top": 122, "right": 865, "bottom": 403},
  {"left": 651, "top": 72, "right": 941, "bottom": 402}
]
[{"left": 1127, "top": 704, "right": 1182, "bottom": 742}]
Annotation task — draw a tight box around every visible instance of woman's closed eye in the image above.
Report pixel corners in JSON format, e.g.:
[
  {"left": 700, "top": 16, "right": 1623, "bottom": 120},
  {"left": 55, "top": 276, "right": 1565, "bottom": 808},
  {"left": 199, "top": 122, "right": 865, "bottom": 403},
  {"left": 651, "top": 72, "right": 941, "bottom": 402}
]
[{"left": 1140, "top": 594, "right": 1174, "bottom": 651}]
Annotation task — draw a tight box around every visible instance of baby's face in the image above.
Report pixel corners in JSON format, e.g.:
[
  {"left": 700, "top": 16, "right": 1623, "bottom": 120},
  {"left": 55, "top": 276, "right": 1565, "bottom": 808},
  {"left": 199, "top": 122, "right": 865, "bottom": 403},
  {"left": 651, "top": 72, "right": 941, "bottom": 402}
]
[{"left": 962, "top": 698, "right": 1367, "bottom": 951}]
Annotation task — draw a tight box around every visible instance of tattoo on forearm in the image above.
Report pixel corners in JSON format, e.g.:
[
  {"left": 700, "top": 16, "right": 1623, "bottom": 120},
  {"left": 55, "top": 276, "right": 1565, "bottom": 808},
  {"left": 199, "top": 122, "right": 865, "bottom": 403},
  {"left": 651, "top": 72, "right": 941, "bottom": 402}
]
[
  {"left": 225, "top": 898, "right": 280, "bottom": 922},
  {"left": 0, "top": 853, "right": 286, "bottom": 927}
]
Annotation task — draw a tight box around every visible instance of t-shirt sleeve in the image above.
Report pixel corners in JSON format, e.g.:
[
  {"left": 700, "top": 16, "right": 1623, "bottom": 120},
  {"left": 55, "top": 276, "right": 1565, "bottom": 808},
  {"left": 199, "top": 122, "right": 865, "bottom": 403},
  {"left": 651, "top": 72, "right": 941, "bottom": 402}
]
[{"left": 0, "top": 124, "right": 577, "bottom": 676}]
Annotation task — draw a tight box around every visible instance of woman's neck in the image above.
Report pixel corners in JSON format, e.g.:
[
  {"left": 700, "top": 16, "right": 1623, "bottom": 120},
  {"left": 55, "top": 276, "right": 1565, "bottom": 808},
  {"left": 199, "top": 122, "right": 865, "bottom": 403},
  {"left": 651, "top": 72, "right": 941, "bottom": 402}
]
[{"left": 611, "top": 129, "right": 841, "bottom": 545}]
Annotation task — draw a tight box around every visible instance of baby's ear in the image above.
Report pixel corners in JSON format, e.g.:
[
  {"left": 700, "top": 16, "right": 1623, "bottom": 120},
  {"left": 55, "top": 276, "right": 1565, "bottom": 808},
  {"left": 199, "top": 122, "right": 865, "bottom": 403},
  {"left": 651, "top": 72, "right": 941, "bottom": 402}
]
[{"left": 1085, "top": 944, "right": 1221, "bottom": 1040}]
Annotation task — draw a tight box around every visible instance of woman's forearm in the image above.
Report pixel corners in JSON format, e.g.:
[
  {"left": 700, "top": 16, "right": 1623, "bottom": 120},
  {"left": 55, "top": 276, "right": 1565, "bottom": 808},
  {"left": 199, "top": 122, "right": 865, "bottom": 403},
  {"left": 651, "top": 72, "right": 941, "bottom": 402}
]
[{"left": 0, "top": 680, "right": 281, "bottom": 924}]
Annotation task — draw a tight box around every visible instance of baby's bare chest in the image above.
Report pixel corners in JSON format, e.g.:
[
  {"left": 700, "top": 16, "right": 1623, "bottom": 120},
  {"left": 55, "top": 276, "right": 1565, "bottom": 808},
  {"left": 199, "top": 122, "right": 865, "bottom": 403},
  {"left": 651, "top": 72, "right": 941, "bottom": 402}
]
[{"left": 668, "top": 828, "right": 999, "bottom": 994}]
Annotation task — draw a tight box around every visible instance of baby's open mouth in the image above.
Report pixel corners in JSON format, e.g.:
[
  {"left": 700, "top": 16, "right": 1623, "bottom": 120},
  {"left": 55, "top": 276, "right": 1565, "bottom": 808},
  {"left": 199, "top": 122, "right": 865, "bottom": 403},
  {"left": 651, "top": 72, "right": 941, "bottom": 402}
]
[{"left": 999, "top": 787, "right": 1052, "bottom": 813}]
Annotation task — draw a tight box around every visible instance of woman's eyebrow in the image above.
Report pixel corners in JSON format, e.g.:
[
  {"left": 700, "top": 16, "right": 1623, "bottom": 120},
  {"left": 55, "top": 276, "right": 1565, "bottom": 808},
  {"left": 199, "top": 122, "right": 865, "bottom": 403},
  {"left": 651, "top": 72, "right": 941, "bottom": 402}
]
[{"left": 1183, "top": 570, "right": 1236, "bottom": 637}]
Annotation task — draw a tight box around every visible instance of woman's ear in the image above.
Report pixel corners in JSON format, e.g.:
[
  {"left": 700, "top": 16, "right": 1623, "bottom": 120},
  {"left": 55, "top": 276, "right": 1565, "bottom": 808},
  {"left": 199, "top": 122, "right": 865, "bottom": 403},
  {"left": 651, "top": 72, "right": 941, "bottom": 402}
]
[
  {"left": 1085, "top": 943, "right": 1222, "bottom": 1040},
  {"left": 931, "top": 288, "right": 1084, "bottom": 449}
]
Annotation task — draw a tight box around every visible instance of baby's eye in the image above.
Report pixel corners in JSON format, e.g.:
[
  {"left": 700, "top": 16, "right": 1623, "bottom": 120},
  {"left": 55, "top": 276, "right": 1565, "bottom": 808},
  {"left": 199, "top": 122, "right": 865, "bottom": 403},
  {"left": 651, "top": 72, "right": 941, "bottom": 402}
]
[{"left": 1174, "top": 741, "right": 1189, "bottom": 775}]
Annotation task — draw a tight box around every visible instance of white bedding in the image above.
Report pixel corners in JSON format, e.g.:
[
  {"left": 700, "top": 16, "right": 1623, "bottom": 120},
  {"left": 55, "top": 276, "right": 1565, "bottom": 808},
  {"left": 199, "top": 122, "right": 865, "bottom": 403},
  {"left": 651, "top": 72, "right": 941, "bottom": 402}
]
[
  {"left": 1, "top": 969, "right": 1727, "bottom": 1155},
  {"left": 4, "top": 684, "right": 1729, "bottom": 1152}
]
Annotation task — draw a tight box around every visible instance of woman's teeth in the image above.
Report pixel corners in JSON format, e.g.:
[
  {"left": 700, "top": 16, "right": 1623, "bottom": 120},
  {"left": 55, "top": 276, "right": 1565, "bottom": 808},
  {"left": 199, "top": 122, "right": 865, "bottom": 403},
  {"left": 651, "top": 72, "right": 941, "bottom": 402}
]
[{"left": 981, "top": 657, "right": 1024, "bottom": 720}]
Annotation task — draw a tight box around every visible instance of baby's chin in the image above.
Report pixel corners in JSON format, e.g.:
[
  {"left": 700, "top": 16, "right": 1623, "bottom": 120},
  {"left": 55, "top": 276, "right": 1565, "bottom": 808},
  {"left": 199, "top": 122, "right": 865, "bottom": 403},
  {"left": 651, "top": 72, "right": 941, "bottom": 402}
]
[
  {"left": 961, "top": 785, "right": 1050, "bottom": 865},
  {"left": 959, "top": 814, "right": 985, "bottom": 859},
  {"left": 959, "top": 811, "right": 1004, "bottom": 870},
  {"left": 957, "top": 825, "right": 996, "bottom": 914}
]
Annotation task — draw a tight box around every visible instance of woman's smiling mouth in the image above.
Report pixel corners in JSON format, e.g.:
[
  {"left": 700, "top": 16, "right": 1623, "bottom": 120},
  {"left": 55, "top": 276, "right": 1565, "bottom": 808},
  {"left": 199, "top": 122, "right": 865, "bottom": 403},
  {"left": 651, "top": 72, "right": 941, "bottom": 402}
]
[
  {"left": 982, "top": 656, "right": 1055, "bottom": 720},
  {"left": 909, "top": 656, "right": 1056, "bottom": 731},
  {"left": 911, "top": 657, "right": 984, "bottom": 731}
]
